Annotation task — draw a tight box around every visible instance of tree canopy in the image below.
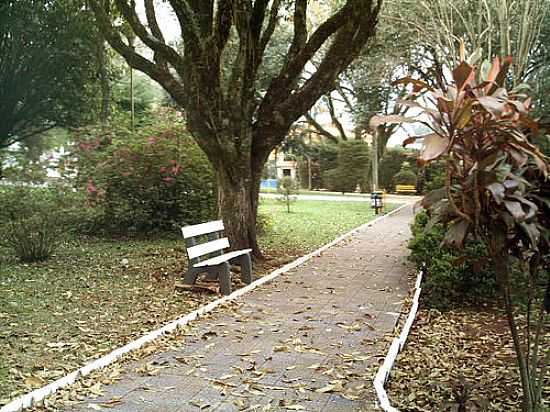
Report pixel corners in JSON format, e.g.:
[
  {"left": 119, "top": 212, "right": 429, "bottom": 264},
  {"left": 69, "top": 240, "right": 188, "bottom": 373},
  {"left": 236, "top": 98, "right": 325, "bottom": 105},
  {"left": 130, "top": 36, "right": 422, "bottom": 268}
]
[
  {"left": 0, "top": 0, "right": 100, "bottom": 149},
  {"left": 91, "top": 0, "right": 383, "bottom": 256}
]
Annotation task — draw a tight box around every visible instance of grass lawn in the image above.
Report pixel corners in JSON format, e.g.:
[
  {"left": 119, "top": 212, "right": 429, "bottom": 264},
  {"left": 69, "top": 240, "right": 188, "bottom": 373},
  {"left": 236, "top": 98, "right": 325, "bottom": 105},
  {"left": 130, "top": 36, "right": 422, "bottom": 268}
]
[
  {"left": 260, "top": 187, "right": 372, "bottom": 197},
  {"left": 259, "top": 198, "right": 396, "bottom": 254},
  {"left": 0, "top": 199, "right": 397, "bottom": 404}
]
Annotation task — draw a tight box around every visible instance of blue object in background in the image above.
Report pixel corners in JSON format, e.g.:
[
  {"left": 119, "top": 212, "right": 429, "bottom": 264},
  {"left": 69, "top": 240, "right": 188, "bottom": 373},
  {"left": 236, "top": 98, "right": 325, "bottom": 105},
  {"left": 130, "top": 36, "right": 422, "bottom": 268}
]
[{"left": 260, "top": 179, "right": 278, "bottom": 189}]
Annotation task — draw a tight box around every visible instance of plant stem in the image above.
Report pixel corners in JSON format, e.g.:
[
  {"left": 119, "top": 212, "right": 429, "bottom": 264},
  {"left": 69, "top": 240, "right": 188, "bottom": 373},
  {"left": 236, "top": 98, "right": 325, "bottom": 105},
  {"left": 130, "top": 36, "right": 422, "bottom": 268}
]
[{"left": 495, "top": 255, "right": 534, "bottom": 411}]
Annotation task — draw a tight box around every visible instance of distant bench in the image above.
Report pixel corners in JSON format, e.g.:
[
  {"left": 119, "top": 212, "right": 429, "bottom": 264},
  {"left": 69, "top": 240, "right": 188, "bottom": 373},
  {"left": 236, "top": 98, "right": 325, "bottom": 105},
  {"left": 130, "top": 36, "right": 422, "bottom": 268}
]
[
  {"left": 395, "top": 184, "right": 417, "bottom": 194},
  {"left": 181, "top": 220, "right": 254, "bottom": 295}
]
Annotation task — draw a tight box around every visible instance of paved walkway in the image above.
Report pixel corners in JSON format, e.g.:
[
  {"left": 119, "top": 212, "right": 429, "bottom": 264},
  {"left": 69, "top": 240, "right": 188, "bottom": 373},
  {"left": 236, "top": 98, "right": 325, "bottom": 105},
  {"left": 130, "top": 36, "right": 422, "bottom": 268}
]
[{"left": 65, "top": 206, "right": 414, "bottom": 412}]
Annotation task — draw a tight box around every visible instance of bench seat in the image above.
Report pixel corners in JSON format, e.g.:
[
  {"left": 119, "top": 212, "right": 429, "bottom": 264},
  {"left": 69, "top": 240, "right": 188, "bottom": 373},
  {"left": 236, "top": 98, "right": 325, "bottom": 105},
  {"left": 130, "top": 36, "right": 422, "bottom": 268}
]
[{"left": 194, "top": 249, "right": 252, "bottom": 268}]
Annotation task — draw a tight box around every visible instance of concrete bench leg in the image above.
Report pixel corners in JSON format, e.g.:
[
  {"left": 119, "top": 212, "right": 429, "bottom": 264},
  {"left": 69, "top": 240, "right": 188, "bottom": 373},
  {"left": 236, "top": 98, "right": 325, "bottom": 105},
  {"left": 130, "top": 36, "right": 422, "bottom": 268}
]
[
  {"left": 239, "top": 253, "right": 253, "bottom": 284},
  {"left": 219, "top": 262, "right": 232, "bottom": 295},
  {"left": 183, "top": 267, "right": 200, "bottom": 285},
  {"left": 205, "top": 269, "right": 218, "bottom": 281}
]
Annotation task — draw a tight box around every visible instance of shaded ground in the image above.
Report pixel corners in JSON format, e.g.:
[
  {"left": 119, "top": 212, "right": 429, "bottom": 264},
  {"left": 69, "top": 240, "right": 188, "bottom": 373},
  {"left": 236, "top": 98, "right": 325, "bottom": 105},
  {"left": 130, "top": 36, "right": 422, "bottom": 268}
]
[
  {"left": 0, "top": 199, "right": 389, "bottom": 405},
  {"left": 38, "top": 205, "right": 414, "bottom": 412}
]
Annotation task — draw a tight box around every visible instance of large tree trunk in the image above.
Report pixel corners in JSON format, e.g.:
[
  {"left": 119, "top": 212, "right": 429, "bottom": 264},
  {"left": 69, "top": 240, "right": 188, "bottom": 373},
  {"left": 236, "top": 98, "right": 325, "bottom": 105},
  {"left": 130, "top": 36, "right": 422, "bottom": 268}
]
[{"left": 216, "top": 164, "right": 263, "bottom": 259}]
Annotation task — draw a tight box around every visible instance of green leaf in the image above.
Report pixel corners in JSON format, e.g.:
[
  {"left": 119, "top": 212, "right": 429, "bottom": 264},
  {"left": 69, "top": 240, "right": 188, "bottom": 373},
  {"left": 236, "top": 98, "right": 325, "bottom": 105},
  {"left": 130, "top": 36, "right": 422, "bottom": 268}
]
[
  {"left": 480, "top": 60, "right": 493, "bottom": 82},
  {"left": 519, "top": 222, "right": 540, "bottom": 247},
  {"left": 503, "top": 200, "right": 526, "bottom": 221},
  {"left": 487, "top": 183, "right": 505, "bottom": 204},
  {"left": 443, "top": 218, "right": 469, "bottom": 248},
  {"left": 421, "top": 188, "right": 447, "bottom": 209}
]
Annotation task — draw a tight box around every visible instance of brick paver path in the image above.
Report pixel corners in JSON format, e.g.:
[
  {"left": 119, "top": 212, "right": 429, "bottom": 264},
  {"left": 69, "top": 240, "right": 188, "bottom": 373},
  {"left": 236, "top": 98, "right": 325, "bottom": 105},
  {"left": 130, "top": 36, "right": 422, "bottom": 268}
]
[{"left": 65, "top": 205, "right": 413, "bottom": 412}]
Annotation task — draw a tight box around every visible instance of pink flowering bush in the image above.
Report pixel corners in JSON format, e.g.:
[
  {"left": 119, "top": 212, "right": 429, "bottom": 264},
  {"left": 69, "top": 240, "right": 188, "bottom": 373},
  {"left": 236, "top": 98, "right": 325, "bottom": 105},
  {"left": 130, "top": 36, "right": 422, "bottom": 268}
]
[{"left": 67, "top": 110, "right": 216, "bottom": 234}]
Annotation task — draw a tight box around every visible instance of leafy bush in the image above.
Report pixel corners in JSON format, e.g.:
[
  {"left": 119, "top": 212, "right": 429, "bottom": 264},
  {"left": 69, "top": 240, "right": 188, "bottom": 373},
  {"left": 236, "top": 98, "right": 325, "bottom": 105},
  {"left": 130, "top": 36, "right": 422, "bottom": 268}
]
[
  {"left": 421, "top": 160, "right": 446, "bottom": 192},
  {"left": 393, "top": 161, "right": 417, "bottom": 186},
  {"left": 322, "top": 141, "right": 370, "bottom": 193},
  {"left": 0, "top": 186, "right": 83, "bottom": 262},
  {"left": 408, "top": 211, "right": 496, "bottom": 307},
  {"left": 379, "top": 148, "right": 418, "bottom": 191},
  {"left": 277, "top": 176, "right": 298, "bottom": 213},
  {"left": 66, "top": 110, "right": 216, "bottom": 234}
]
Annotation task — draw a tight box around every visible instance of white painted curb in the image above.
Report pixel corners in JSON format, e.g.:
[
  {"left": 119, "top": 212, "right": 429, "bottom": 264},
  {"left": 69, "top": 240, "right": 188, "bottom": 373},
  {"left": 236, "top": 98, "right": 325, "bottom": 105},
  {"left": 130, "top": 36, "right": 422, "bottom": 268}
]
[
  {"left": 374, "top": 267, "right": 424, "bottom": 412},
  {"left": 1, "top": 203, "right": 410, "bottom": 412}
]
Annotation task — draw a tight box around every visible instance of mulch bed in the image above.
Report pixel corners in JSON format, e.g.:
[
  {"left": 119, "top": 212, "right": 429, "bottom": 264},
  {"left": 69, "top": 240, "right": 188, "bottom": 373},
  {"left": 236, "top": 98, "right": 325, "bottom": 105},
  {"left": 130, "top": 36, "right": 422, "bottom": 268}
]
[{"left": 387, "top": 302, "right": 549, "bottom": 411}]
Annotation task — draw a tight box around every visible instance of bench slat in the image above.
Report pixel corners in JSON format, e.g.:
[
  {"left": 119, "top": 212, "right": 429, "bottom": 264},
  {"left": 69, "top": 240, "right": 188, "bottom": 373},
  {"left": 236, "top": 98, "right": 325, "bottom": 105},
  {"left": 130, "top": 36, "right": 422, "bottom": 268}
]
[
  {"left": 194, "top": 249, "right": 252, "bottom": 268},
  {"left": 182, "top": 220, "right": 224, "bottom": 239},
  {"left": 187, "top": 237, "right": 229, "bottom": 259}
]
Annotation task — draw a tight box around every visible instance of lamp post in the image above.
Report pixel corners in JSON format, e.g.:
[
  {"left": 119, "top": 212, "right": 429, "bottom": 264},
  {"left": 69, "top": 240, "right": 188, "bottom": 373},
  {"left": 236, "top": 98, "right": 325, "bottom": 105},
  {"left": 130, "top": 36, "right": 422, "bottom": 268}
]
[{"left": 372, "top": 126, "right": 379, "bottom": 191}]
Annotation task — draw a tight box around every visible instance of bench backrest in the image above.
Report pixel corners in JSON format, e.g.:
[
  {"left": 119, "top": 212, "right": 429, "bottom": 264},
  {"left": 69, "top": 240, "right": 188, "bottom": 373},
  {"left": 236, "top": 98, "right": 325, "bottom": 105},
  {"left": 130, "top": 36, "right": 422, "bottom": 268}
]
[{"left": 181, "top": 220, "right": 228, "bottom": 261}]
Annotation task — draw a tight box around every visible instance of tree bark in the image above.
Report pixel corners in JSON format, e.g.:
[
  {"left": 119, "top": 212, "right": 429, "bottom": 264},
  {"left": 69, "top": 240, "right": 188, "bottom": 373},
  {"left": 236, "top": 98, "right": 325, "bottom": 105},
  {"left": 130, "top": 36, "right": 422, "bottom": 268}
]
[{"left": 216, "top": 164, "right": 262, "bottom": 259}]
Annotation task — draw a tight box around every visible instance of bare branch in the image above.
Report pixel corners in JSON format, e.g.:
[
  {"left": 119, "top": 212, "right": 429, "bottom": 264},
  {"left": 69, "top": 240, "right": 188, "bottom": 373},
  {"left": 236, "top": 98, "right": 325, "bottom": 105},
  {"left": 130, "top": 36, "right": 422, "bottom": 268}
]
[
  {"left": 144, "top": 0, "right": 165, "bottom": 43},
  {"left": 144, "top": 0, "right": 168, "bottom": 67},
  {"left": 90, "top": 1, "right": 186, "bottom": 103},
  {"left": 335, "top": 84, "right": 355, "bottom": 112},
  {"left": 114, "top": 0, "right": 184, "bottom": 71},
  {"left": 326, "top": 94, "right": 348, "bottom": 140},
  {"left": 166, "top": 0, "right": 205, "bottom": 47},
  {"left": 304, "top": 112, "right": 340, "bottom": 143},
  {"left": 281, "top": 0, "right": 382, "bottom": 125},
  {"left": 258, "top": 0, "right": 282, "bottom": 56}
]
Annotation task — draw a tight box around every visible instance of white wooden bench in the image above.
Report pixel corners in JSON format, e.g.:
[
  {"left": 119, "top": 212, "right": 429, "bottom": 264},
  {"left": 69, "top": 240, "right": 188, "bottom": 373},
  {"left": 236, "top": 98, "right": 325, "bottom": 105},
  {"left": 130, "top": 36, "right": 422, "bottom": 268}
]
[{"left": 181, "top": 220, "right": 253, "bottom": 295}]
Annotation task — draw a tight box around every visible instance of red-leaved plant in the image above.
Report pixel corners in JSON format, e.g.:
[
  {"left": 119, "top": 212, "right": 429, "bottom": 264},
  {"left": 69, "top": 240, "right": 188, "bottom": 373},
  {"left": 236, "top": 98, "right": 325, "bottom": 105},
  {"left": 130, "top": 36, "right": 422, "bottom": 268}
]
[{"left": 392, "top": 51, "right": 549, "bottom": 411}]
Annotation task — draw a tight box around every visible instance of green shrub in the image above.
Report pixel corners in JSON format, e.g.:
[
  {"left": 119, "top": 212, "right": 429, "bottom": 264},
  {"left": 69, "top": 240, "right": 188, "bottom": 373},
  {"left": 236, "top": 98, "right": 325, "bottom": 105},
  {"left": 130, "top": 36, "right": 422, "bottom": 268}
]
[
  {"left": 0, "top": 186, "right": 76, "bottom": 262},
  {"left": 393, "top": 161, "right": 417, "bottom": 186},
  {"left": 3, "top": 215, "right": 61, "bottom": 262},
  {"left": 321, "top": 141, "right": 370, "bottom": 193},
  {"left": 421, "top": 161, "right": 446, "bottom": 193},
  {"left": 408, "top": 211, "right": 496, "bottom": 307},
  {"left": 277, "top": 176, "right": 298, "bottom": 213},
  {"left": 379, "top": 148, "right": 418, "bottom": 191},
  {"left": 66, "top": 110, "right": 216, "bottom": 234}
]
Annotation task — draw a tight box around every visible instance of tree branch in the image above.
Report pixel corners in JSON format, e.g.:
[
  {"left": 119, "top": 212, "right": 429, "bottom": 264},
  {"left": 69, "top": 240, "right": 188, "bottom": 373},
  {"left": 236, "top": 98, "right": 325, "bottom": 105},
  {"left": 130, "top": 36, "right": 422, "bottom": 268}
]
[
  {"left": 213, "top": 0, "right": 232, "bottom": 52},
  {"left": 166, "top": 0, "right": 205, "bottom": 48},
  {"left": 288, "top": 0, "right": 308, "bottom": 60},
  {"left": 144, "top": 0, "right": 168, "bottom": 68},
  {"left": 335, "top": 83, "right": 355, "bottom": 113},
  {"left": 114, "top": 0, "right": 184, "bottom": 71},
  {"left": 280, "top": 0, "right": 382, "bottom": 126},
  {"left": 304, "top": 112, "right": 340, "bottom": 143},
  {"left": 90, "top": 1, "right": 187, "bottom": 103},
  {"left": 326, "top": 94, "right": 348, "bottom": 140},
  {"left": 144, "top": 0, "right": 165, "bottom": 43},
  {"left": 258, "top": 0, "right": 282, "bottom": 55}
]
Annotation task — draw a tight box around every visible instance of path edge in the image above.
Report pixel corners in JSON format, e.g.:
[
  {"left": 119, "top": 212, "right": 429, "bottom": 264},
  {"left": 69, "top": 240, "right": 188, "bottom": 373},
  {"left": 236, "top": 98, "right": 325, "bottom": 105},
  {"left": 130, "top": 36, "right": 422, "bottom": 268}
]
[
  {"left": 1, "top": 203, "right": 410, "bottom": 412},
  {"left": 373, "top": 266, "right": 425, "bottom": 412}
]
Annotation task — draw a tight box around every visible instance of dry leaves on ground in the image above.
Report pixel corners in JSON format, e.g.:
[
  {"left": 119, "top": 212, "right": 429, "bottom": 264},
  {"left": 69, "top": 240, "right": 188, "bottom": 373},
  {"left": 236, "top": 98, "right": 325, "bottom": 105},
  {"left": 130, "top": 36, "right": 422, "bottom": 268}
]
[{"left": 387, "top": 305, "right": 549, "bottom": 411}]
